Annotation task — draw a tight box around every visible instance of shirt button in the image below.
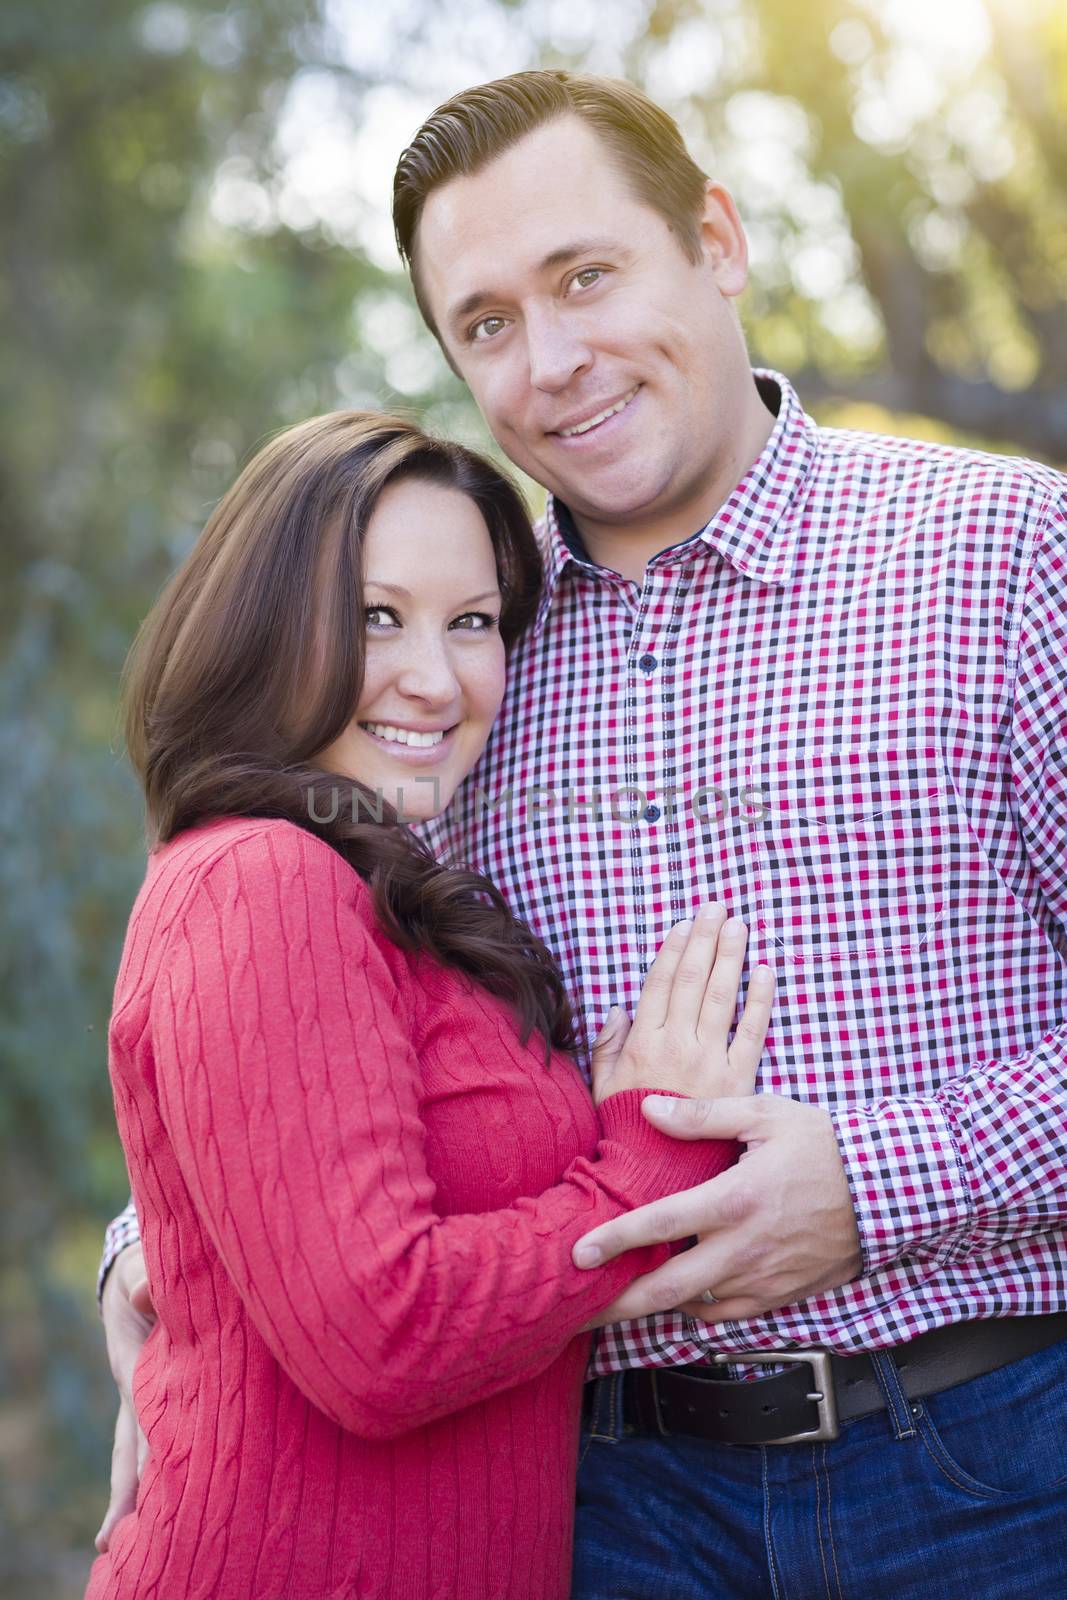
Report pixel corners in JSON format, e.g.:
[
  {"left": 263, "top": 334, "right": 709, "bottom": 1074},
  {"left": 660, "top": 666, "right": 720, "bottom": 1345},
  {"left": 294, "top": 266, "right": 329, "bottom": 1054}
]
[
  {"left": 643, "top": 804, "right": 661, "bottom": 823},
  {"left": 639, "top": 652, "right": 657, "bottom": 672}
]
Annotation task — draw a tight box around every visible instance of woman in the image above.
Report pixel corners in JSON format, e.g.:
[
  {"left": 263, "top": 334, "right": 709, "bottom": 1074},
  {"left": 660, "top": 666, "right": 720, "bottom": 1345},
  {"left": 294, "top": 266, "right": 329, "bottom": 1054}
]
[{"left": 87, "top": 412, "right": 773, "bottom": 1599}]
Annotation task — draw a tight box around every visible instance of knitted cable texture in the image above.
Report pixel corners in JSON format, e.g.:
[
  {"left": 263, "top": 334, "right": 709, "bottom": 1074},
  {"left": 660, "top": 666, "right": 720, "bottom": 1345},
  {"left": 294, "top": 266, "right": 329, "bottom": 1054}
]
[{"left": 87, "top": 817, "right": 735, "bottom": 1600}]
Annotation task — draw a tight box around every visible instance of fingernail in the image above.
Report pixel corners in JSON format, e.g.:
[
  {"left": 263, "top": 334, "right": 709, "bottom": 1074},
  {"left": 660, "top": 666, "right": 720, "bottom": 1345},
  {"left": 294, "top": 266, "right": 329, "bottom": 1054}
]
[
  {"left": 574, "top": 1243, "right": 602, "bottom": 1267},
  {"left": 673, "top": 918, "right": 694, "bottom": 936},
  {"left": 698, "top": 902, "right": 724, "bottom": 921},
  {"left": 755, "top": 963, "right": 772, "bottom": 978},
  {"left": 724, "top": 917, "right": 745, "bottom": 934},
  {"left": 644, "top": 1094, "right": 675, "bottom": 1116}
]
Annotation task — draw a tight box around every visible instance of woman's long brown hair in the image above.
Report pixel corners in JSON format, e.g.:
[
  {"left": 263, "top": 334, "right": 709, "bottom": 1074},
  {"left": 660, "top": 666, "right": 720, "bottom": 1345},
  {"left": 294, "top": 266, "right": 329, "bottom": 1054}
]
[{"left": 122, "top": 411, "right": 579, "bottom": 1058}]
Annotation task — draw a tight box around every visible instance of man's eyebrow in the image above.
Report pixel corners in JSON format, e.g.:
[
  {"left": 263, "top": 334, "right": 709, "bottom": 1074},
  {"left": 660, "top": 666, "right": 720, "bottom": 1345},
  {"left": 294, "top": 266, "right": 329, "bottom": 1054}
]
[
  {"left": 446, "top": 237, "right": 631, "bottom": 332},
  {"left": 364, "top": 581, "right": 501, "bottom": 605}
]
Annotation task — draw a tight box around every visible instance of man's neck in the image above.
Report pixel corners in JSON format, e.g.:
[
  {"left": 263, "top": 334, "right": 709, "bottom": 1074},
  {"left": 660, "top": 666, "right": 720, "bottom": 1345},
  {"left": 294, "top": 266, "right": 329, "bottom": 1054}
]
[
  {"left": 574, "top": 522, "right": 699, "bottom": 585},
  {"left": 565, "top": 380, "right": 777, "bottom": 585}
]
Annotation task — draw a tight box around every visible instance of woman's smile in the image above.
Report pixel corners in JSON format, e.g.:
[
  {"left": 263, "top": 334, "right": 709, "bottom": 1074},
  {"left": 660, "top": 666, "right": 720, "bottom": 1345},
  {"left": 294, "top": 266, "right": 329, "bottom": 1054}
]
[{"left": 356, "top": 718, "right": 461, "bottom": 765}]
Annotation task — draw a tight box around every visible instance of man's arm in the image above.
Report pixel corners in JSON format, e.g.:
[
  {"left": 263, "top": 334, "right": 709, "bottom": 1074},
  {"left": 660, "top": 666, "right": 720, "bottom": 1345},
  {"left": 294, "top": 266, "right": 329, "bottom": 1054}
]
[
  {"left": 97, "top": 1198, "right": 140, "bottom": 1304},
  {"left": 95, "top": 1237, "right": 154, "bottom": 1552},
  {"left": 828, "top": 489, "right": 1067, "bottom": 1280},
  {"left": 574, "top": 492, "right": 1067, "bottom": 1322}
]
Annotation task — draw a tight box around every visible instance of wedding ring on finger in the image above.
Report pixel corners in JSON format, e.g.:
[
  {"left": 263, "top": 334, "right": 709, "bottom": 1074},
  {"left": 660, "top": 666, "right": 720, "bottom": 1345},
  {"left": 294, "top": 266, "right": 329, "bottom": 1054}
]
[{"left": 699, "top": 1289, "right": 719, "bottom": 1305}]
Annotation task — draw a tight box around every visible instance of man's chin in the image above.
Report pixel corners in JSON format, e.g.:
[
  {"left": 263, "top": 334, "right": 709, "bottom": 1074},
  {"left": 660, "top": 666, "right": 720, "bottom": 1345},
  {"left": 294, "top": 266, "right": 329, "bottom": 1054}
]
[{"left": 551, "top": 472, "right": 672, "bottom": 528}]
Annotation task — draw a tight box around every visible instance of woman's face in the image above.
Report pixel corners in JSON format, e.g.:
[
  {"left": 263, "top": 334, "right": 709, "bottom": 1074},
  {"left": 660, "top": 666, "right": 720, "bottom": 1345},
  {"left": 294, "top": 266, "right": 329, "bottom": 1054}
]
[{"left": 316, "top": 477, "right": 507, "bottom": 821}]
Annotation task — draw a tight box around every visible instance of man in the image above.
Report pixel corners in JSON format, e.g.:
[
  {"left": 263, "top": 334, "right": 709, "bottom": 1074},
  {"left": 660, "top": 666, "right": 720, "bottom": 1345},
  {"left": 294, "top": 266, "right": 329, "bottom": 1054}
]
[{"left": 100, "top": 70, "right": 1067, "bottom": 1595}]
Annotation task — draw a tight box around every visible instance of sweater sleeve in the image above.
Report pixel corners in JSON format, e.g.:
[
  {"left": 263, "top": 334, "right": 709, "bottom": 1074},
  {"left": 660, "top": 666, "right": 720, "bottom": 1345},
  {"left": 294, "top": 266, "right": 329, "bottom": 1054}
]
[{"left": 149, "top": 825, "right": 735, "bottom": 1441}]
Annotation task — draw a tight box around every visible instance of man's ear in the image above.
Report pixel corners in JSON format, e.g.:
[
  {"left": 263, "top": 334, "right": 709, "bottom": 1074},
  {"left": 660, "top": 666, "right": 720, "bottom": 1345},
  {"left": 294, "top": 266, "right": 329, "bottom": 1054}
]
[{"left": 698, "top": 181, "right": 750, "bottom": 299}]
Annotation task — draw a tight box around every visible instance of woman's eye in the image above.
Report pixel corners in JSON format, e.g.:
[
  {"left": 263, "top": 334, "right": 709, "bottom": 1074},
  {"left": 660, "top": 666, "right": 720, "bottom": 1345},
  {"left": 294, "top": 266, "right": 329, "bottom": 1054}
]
[
  {"left": 365, "top": 605, "right": 400, "bottom": 629},
  {"left": 470, "top": 316, "right": 507, "bottom": 342},
  {"left": 450, "top": 611, "right": 500, "bottom": 632}
]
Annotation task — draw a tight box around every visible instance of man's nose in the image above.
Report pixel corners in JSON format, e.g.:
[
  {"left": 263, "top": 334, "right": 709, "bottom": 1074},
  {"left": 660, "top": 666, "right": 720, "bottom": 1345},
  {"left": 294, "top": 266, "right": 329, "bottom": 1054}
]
[{"left": 524, "top": 306, "right": 592, "bottom": 393}]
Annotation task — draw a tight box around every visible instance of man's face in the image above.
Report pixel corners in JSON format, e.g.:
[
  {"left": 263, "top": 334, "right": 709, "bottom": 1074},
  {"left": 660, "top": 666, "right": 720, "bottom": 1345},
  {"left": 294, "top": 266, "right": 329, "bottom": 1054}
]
[{"left": 416, "top": 115, "right": 754, "bottom": 536}]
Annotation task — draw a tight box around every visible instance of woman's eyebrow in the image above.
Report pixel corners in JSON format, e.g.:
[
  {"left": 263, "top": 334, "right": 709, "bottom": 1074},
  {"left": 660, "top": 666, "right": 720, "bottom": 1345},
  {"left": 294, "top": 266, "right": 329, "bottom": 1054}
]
[{"left": 364, "top": 581, "right": 501, "bottom": 605}]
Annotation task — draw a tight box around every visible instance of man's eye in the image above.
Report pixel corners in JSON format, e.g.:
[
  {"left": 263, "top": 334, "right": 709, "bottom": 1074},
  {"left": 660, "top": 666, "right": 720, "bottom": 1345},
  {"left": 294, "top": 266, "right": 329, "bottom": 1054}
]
[
  {"left": 570, "top": 268, "right": 604, "bottom": 291},
  {"left": 470, "top": 316, "right": 507, "bottom": 342},
  {"left": 450, "top": 611, "right": 500, "bottom": 632},
  {"left": 365, "top": 605, "right": 400, "bottom": 628}
]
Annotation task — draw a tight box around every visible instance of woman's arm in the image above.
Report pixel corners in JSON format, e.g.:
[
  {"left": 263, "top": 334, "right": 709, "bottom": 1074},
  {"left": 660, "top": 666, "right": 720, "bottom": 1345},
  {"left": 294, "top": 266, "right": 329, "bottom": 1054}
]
[{"left": 145, "top": 826, "right": 740, "bottom": 1440}]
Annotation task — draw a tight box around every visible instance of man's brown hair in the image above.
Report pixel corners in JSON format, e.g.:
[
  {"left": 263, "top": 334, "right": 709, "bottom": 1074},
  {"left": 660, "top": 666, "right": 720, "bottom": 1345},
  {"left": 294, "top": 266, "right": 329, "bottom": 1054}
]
[{"left": 392, "top": 70, "right": 709, "bottom": 341}]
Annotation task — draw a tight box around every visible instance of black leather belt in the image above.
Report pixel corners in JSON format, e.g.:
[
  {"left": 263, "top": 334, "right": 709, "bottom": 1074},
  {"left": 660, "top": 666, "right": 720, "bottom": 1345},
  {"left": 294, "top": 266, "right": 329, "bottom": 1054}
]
[{"left": 587, "top": 1314, "right": 1067, "bottom": 1447}]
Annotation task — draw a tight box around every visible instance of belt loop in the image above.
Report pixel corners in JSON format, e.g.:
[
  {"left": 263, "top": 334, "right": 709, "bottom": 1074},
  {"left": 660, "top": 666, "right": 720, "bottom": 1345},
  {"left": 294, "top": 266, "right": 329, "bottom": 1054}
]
[
  {"left": 586, "top": 1374, "right": 625, "bottom": 1443},
  {"left": 648, "top": 1370, "right": 668, "bottom": 1438},
  {"left": 607, "top": 1372, "right": 623, "bottom": 1441},
  {"left": 869, "top": 1350, "right": 917, "bottom": 1440}
]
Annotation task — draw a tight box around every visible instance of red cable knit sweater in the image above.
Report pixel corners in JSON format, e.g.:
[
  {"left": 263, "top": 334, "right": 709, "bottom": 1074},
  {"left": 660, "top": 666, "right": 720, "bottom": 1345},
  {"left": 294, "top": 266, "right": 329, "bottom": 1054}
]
[{"left": 87, "top": 817, "right": 736, "bottom": 1600}]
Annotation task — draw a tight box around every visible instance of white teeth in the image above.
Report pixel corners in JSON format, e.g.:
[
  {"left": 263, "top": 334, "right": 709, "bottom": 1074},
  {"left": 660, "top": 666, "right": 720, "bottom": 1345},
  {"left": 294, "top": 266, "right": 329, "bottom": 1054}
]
[
  {"left": 559, "top": 387, "right": 638, "bottom": 437},
  {"left": 362, "top": 723, "right": 445, "bottom": 748}
]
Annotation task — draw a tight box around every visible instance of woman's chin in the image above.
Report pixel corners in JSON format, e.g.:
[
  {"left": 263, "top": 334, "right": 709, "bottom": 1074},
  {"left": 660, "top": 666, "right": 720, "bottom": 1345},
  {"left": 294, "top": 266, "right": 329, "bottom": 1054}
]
[{"left": 381, "top": 773, "right": 459, "bottom": 824}]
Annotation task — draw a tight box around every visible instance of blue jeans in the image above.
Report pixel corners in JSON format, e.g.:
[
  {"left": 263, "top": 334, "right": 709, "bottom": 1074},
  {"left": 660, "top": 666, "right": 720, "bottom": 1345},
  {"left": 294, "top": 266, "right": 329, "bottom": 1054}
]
[{"left": 573, "top": 1339, "right": 1067, "bottom": 1599}]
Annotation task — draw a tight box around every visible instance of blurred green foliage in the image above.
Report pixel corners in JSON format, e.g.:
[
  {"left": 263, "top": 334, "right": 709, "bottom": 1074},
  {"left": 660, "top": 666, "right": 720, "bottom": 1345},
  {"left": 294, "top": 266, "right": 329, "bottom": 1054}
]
[
  {"left": 1, "top": 0, "right": 1063, "bottom": 1590},
  {"left": 0, "top": 5, "right": 433, "bottom": 1590}
]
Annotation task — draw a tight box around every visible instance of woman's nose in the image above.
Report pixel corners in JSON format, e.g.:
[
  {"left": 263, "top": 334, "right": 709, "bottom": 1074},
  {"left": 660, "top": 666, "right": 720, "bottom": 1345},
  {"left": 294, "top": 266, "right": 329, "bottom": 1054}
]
[{"left": 394, "top": 638, "right": 462, "bottom": 705}]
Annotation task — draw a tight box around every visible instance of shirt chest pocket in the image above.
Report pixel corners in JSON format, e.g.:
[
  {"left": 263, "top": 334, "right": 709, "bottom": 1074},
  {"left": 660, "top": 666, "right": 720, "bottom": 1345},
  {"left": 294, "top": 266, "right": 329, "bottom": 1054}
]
[{"left": 752, "top": 744, "right": 950, "bottom": 966}]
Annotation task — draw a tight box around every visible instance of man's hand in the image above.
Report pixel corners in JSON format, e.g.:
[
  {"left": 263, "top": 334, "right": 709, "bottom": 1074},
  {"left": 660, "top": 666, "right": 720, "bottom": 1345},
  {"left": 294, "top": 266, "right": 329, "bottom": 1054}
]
[
  {"left": 575, "top": 1095, "right": 863, "bottom": 1326},
  {"left": 95, "top": 1242, "right": 155, "bottom": 1554}
]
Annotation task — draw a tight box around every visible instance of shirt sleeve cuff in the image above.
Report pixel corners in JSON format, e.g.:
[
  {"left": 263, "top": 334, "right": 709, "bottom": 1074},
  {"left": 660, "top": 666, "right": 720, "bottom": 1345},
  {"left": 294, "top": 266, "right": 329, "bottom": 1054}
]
[
  {"left": 832, "top": 1096, "right": 973, "bottom": 1275},
  {"left": 97, "top": 1199, "right": 141, "bottom": 1308}
]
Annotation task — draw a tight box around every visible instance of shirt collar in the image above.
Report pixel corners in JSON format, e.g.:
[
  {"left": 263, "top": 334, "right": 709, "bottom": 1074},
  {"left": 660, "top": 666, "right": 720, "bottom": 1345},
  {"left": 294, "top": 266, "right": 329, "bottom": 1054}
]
[{"left": 530, "top": 369, "right": 818, "bottom": 637}]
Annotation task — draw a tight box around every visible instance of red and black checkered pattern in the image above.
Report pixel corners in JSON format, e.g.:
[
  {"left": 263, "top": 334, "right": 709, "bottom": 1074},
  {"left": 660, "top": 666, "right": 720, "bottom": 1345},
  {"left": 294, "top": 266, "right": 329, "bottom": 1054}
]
[
  {"left": 429, "top": 372, "right": 1067, "bottom": 1371},
  {"left": 105, "top": 371, "right": 1067, "bottom": 1376}
]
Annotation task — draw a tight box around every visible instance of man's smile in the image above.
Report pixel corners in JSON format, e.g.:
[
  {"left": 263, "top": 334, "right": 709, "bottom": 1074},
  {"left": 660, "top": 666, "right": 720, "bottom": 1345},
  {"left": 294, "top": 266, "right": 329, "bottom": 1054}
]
[{"left": 549, "top": 385, "right": 641, "bottom": 442}]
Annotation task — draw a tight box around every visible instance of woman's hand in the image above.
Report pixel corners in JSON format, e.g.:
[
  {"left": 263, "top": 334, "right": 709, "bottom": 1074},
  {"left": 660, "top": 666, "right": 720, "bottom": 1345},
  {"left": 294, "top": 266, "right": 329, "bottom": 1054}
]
[{"left": 588, "top": 904, "right": 773, "bottom": 1107}]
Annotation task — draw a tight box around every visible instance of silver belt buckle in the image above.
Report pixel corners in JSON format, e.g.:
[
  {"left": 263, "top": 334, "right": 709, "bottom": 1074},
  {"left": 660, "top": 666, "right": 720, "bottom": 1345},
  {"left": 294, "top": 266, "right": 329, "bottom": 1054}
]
[{"left": 714, "top": 1349, "right": 840, "bottom": 1443}]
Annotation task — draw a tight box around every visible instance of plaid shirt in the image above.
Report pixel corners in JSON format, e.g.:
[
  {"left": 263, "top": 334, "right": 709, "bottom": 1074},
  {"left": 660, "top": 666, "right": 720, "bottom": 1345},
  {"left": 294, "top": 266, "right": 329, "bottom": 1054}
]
[{"left": 104, "top": 372, "right": 1067, "bottom": 1376}]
